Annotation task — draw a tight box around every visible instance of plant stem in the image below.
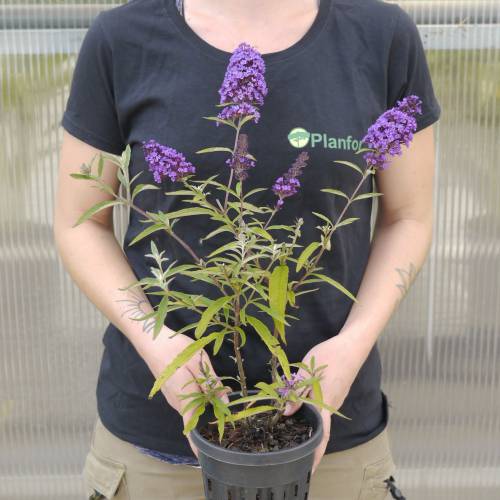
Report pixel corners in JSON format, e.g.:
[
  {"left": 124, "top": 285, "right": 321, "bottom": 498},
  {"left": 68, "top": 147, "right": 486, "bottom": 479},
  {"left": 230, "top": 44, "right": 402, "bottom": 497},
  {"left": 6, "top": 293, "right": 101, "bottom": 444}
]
[
  {"left": 292, "top": 169, "right": 372, "bottom": 292},
  {"left": 223, "top": 117, "right": 242, "bottom": 211},
  {"left": 233, "top": 296, "right": 248, "bottom": 398}
]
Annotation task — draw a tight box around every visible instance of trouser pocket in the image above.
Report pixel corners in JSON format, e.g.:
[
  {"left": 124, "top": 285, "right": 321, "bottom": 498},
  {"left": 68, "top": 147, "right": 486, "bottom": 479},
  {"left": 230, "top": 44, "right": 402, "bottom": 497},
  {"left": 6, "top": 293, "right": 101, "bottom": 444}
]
[
  {"left": 83, "top": 446, "right": 128, "bottom": 499},
  {"left": 358, "top": 453, "right": 397, "bottom": 500}
]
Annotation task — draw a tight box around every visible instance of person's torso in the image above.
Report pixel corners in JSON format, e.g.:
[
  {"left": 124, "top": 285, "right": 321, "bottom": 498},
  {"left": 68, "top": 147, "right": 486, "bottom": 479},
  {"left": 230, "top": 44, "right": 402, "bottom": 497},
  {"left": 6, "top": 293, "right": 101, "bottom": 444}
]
[{"left": 96, "top": 0, "right": 397, "bottom": 455}]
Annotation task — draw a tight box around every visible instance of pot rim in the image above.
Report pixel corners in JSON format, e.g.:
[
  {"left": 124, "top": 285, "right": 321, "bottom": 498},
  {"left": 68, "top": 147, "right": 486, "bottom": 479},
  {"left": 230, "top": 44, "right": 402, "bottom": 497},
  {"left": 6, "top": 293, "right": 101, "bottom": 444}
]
[{"left": 189, "top": 397, "right": 324, "bottom": 465}]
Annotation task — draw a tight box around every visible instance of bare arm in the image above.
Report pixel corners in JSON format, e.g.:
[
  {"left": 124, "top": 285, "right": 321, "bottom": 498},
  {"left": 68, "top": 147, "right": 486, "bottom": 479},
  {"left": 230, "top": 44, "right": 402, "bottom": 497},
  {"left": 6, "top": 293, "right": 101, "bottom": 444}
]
[
  {"left": 53, "top": 130, "right": 161, "bottom": 360},
  {"left": 337, "top": 123, "right": 436, "bottom": 359},
  {"left": 53, "top": 130, "right": 226, "bottom": 453},
  {"left": 286, "top": 124, "right": 437, "bottom": 472}
]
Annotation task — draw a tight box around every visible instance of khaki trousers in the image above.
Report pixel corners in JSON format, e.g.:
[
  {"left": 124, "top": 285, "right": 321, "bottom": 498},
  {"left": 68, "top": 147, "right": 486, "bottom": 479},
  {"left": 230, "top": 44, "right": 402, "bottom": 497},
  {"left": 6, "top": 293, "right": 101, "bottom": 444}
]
[{"left": 83, "top": 416, "right": 397, "bottom": 500}]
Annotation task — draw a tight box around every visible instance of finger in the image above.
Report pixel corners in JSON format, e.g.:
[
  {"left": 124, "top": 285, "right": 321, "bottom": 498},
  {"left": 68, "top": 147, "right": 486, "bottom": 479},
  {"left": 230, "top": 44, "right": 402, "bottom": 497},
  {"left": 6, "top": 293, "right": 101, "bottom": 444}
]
[{"left": 312, "top": 410, "right": 330, "bottom": 474}]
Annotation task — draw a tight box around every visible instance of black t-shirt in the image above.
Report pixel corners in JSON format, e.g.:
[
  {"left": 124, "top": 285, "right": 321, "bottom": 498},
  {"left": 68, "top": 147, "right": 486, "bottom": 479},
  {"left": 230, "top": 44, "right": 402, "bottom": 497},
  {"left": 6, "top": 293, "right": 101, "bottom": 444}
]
[{"left": 60, "top": 0, "right": 441, "bottom": 456}]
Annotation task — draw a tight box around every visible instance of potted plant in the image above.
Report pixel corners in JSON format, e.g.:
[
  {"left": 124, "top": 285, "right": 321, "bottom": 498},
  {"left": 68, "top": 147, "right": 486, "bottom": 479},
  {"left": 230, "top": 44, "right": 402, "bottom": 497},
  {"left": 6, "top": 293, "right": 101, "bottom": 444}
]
[{"left": 71, "top": 42, "right": 423, "bottom": 500}]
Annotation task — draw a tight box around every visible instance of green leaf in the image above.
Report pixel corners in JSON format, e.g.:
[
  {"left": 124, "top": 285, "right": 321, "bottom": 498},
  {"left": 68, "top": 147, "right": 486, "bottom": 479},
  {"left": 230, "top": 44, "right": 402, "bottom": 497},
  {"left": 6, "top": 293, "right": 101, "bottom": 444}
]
[
  {"left": 165, "top": 207, "right": 213, "bottom": 219},
  {"left": 353, "top": 192, "right": 383, "bottom": 201},
  {"left": 311, "top": 273, "right": 358, "bottom": 302},
  {"left": 248, "top": 226, "right": 274, "bottom": 242},
  {"left": 131, "top": 183, "right": 160, "bottom": 201},
  {"left": 299, "top": 397, "right": 351, "bottom": 420},
  {"left": 195, "top": 146, "right": 234, "bottom": 154},
  {"left": 148, "top": 332, "right": 220, "bottom": 399},
  {"left": 202, "top": 116, "right": 237, "bottom": 129},
  {"left": 201, "top": 226, "right": 233, "bottom": 241},
  {"left": 194, "top": 295, "right": 234, "bottom": 339},
  {"left": 247, "top": 316, "right": 279, "bottom": 349},
  {"left": 335, "top": 217, "right": 359, "bottom": 229},
  {"left": 296, "top": 242, "right": 321, "bottom": 272},
  {"left": 121, "top": 144, "right": 131, "bottom": 170},
  {"left": 207, "top": 241, "right": 240, "bottom": 258},
  {"left": 97, "top": 154, "right": 104, "bottom": 177},
  {"left": 128, "top": 223, "right": 164, "bottom": 246},
  {"left": 268, "top": 265, "right": 289, "bottom": 342},
  {"left": 226, "top": 405, "right": 276, "bottom": 422},
  {"left": 183, "top": 403, "right": 207, "bottom": 435},
  {"left": 321, "top": 188, "right": 349, "bottom": 199},
  {"left": 332, "top": 159, "right": 363, "bottom": 175},
  {"left": 272, "top": 345, "right": 291, "bottom": 379},
  {"left": 238, "top": 114, "right": 256, "bottom": 127},
  {"left": 311, "top": 211, "right": 333, "bottom": 226},
  {"left": 153, "top": 295, "right": 169, "bottom": 339},
  {"left": 72, "top": 200, "right": 121, "bottom": 227},
  {"left": 354, "top": 147, "right": 372, "bottom": 155},
  {"left": 253, "top": 302, "right": 290, "bottom": 327}
]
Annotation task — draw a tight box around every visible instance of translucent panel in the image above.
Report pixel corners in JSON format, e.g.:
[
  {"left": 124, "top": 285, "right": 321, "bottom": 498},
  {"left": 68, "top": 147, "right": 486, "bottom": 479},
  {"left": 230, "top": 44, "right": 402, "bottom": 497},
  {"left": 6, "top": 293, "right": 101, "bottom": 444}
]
[{"left": 0, "top": 1, "right": 499, "bottom": 499}]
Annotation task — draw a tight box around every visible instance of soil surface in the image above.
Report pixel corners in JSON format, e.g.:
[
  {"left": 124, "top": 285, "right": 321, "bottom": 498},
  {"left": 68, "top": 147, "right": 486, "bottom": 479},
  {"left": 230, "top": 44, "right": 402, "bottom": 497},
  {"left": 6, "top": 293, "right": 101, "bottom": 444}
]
[{"left": 199, "top": 410, "right": 313, "bottom": 452}]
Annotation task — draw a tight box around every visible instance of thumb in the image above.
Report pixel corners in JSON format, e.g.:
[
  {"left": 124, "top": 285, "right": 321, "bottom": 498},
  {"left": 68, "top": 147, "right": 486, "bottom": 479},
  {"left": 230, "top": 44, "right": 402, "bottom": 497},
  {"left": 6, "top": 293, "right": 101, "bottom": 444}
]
[{"left": 283, "top": 399, "right": 302, "bottom": 417}]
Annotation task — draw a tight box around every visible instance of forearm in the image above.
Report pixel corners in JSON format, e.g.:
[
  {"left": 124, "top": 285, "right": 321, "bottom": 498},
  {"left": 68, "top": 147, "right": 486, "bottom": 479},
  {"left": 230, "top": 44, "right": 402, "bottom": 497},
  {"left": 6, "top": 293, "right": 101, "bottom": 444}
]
[
  {"left": 334, "top": 216, "right": 433, "bottom": 363},
  {"left": 54, "top": 220, "right": 170, "bottom": 360}
]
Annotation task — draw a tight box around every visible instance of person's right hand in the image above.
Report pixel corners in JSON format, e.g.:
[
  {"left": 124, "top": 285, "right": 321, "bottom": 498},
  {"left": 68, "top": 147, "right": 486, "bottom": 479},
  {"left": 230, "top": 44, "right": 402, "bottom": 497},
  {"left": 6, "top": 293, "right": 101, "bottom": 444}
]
[{"left": 139, "top": 326, "right": 230, "bottom": 457}]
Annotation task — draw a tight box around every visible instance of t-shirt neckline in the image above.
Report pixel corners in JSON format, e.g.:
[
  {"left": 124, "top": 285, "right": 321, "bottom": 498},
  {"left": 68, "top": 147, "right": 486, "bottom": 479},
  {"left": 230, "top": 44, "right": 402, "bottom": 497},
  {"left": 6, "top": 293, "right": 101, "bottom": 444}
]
[{"left": 163, "top": 0, "right": 332, "bottom": 65}]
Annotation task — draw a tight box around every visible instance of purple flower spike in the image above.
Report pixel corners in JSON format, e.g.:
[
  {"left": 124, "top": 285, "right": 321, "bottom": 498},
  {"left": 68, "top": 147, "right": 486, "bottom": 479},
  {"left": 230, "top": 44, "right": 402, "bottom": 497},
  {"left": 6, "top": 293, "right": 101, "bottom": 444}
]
[
  {"left": 226, "top": 133, "right": 255, "bottom": 181},
  {"left": 361, "top": 95, "right": 423, "bottom": 171},
  {"left": 272, "top": 151, "right": 309, "bottom": 209},
  {"left": 277, "top": 372, "right": 305, "bottom": 398},
  {"left": 142, "top": 139, "right": 196, "bottom": 183},
  {"left": 216, "top": 42, "right": 268, "bottom": 126}
]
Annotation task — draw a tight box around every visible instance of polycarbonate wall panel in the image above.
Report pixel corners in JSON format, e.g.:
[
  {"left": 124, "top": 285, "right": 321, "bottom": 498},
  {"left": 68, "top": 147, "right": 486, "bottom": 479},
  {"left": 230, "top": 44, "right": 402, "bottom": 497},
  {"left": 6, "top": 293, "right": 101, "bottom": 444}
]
[{"left": 0, "top": 2, "right": 499, "bottom": 499}]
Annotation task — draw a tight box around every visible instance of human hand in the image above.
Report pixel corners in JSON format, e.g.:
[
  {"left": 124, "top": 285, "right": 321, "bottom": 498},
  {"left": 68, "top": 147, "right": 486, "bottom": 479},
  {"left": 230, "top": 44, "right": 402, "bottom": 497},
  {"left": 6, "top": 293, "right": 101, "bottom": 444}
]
[
  {"left": 283, "top": 333, "right": 368, "bottom": 473},
  {"left": 140, "top": 326, "right": 230, "bottom": 457}
]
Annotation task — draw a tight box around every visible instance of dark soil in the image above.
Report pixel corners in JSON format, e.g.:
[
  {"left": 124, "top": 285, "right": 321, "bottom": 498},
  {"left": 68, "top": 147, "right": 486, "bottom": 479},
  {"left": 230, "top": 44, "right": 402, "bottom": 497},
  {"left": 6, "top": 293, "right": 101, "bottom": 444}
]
[{"left": 199, "top": 410, "right": 313, "bottom": 452}]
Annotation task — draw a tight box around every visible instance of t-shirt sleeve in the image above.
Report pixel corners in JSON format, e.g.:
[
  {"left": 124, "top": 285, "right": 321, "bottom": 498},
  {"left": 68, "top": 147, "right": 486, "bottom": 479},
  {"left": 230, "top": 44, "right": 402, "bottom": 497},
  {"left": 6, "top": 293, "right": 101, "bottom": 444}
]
[
  {"left": 60, "top": 12, "right": 125, "bottom": 155},
  {"left": 386, "top": 6, "right": 442, "bottom": 132}
]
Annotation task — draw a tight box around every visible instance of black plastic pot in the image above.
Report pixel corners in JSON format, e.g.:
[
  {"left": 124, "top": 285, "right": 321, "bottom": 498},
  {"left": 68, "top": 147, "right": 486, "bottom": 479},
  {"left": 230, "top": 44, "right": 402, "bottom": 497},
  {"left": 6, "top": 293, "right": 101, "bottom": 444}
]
[{"left": 190, "top": 392, "right": 323, "bottom": 500}]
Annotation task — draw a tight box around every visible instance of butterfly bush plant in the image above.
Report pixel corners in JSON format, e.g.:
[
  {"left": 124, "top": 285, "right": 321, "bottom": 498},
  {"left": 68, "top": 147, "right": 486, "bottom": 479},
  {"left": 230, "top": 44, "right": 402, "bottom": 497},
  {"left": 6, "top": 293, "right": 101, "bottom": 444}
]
[{"left": 72, "top": 42, "right": 423, "bottom": 445}]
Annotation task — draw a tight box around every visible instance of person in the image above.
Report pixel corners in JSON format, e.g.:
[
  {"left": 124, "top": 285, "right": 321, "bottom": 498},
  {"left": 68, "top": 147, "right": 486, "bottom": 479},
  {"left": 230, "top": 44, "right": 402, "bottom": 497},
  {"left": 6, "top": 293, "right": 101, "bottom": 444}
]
[{"left": 53, "top": 0, "right": 440, "bottom": 498}]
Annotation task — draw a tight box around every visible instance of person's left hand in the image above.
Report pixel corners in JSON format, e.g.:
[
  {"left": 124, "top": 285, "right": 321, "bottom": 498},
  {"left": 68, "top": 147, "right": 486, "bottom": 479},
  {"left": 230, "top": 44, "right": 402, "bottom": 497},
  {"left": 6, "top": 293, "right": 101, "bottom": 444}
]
[{"left": 283, "top": 332, "right": 369, "bottom": 473}]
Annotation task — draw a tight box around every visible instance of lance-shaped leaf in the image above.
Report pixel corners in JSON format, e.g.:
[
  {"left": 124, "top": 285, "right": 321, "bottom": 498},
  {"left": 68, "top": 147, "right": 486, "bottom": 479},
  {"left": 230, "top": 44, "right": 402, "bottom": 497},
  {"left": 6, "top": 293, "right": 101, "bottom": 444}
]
[
  {"left": 226, "top": 405, "right": 276, "bottom": 423},
  {"left": 72, "top": 200, "right": 121, "bottom": 227},
  {"left": 195, "top": 295, "right": 234, "bottom": 339},
  {"left": 153, "top": 295, "right": 169, "bottom": 339},
  {"left": 334, "top": 217, "right": 359, "bottom": 229},
  {"left": 202, "top": 116, "right": 237, "bottom": 129},
  {"left": 332, "top": 159, "right": 363, "bottom": 175},
  {"left": 311, "top": 273, "right": 358, "bottom": 303},
  {"left": 132, "top": 183, "right": 160, "bottom": 202},
  {"left": 296, "top": 241, "right": 321, "bottom": 272},
  {"left": 247, "top": 315, "right": 279, "bottom": 349},
  {"left": 321, "top": 188, "right": 349, "bottom": 199},
  {"left": 148, "top": 332, "right": 220, "bottom": 399},
  {"left": 246, "top": 315, "right": 291, "bottom": 378},
  {"left": 268, "top": 265, "right": 289, "bottom": 342},
  {"left": 196, "top": 146, "right": 234, "bottom": 154},
  {"left": 128, "top": 223, "right": 165, "bottom": 246},
  {"left": 183, "top": 403, "right": 207, "bottom": 435},
  {"left": 353, "top": 192, "right": 383, "bottom": 201}
]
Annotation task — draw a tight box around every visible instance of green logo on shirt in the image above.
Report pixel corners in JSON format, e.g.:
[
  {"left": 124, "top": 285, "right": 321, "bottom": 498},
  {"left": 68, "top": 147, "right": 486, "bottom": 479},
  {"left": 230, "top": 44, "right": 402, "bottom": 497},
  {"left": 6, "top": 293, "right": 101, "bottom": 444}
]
[{"left": 288, "top": 127, "right": 363, "bottom": 152}]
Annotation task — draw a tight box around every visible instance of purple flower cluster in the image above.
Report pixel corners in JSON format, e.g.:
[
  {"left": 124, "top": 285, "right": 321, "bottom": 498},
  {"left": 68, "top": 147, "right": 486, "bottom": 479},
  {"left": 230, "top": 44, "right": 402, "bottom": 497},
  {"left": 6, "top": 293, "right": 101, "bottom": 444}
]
[
  {"left": 272, "top": 151, "right": 309, "bottom": 208},
  {"left": 362, "top": 95, "right": 423, "bottom": 170},
  {"left": 277, "top": 372, "right": 305, "bottom": 398},
  {"left": 226, "top": 133, "right": 256, "bottom": 181},
  {"left": 217, "top": 42, "right": 268, "bottom": 125},
  {"left": 142, "top": 139, "right": 196, "bottom": 183}
]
